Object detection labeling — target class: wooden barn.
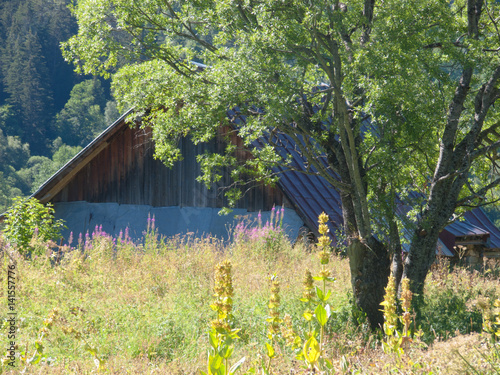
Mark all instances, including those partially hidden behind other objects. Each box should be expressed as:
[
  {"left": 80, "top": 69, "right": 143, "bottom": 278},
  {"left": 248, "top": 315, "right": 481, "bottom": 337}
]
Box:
[
  {"left": 25, "top": 109, "right": 308, "bottom": 241},
  {"left": 2, "top": 108, "right": 500, "bottom": 262}
]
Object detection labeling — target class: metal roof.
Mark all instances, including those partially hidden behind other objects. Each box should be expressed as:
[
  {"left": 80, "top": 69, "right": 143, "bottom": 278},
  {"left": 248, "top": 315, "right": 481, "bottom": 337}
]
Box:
[
  {"left": 227, "top": 108, "right": 500, "bottom": 253},
  {"left": 463, "top": 208, "right": 500, "bottom": 248},
  {"left": 444, "top": 219, "right": 489, "bottom": 238},
  {"left": 4, "top": 106, "right": 499, "bottom": 254}
]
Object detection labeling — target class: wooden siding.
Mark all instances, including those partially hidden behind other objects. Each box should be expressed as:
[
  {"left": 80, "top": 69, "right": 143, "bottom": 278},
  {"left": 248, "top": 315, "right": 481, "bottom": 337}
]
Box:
[{"left": 52, "top": 124, "right": 287, "bottom": 211}]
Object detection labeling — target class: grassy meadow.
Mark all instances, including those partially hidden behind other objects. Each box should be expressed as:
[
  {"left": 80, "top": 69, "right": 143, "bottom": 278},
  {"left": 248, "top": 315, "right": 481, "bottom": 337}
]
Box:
[{"left": 0, "top": 221, "right": 499, "bottom": 374}]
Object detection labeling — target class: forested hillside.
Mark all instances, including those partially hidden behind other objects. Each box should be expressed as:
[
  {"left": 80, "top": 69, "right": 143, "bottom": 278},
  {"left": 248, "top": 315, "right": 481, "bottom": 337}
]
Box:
[{"left": 0, "top": 0, "right": 119, "bottom": 212}]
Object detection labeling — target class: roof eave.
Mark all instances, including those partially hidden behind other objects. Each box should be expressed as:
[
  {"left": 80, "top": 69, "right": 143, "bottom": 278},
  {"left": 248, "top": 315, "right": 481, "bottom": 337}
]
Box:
[{"left": 0, "top": 108, "right": 134, "bottom": 222}]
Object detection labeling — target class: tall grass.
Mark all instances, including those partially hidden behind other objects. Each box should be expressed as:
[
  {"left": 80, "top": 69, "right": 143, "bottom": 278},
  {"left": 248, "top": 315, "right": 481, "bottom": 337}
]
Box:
[{"left": 0, "top": 222, "right": 498, "bottom": 374}]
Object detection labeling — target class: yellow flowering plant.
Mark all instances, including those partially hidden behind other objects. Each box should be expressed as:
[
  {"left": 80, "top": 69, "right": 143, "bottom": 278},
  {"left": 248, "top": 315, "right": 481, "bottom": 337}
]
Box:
[
  {"left": 203, "top": 260, "right": 245, "bottom": 375},
  {"left": 380, "top": 276, "right": 417, "bottom": 357},
  {"left": 295, "top": 212, "right": 336, "bottom": 372},
  {"left": 261, "top": 274, "right": 281, "bottom": 375}
]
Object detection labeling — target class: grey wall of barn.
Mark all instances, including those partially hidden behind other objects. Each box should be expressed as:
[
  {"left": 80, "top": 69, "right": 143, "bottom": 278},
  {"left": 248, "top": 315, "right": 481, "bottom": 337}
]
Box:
[{"left": 54, "top": 201, "right": 305, "bottom": 244}]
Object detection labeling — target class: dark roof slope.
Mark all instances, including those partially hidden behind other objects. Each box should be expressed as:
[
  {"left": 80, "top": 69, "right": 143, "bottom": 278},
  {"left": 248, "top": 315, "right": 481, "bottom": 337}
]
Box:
[
  {"left": 2, "top": 108, "right": 499, "bottom": 254},
  {"left": 463, "top": 209, "right": 500, "bottom": 249}
]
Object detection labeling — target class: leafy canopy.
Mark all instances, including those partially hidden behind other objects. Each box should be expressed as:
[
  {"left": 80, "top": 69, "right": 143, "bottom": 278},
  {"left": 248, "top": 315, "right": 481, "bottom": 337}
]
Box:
[{"left": 62, "top": 0, "right": 500, "bottom": 230}]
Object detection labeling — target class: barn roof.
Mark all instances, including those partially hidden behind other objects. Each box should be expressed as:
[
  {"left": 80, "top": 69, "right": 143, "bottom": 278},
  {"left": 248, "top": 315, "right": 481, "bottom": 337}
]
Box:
[
  {"left": 463, "top": 208, "right": 500, "bottom": 249},
  {"left": 2, "top": 108, "right": 499, "bottom": 254},
  {"left": 445, "top": 220, "right": 489, "bottom": 238}
]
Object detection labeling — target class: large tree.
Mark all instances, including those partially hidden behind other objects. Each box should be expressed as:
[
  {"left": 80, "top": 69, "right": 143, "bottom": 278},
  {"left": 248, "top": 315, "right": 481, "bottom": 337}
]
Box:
[{"left": 63, "top": 0, "right": 500, "bottom": 328}]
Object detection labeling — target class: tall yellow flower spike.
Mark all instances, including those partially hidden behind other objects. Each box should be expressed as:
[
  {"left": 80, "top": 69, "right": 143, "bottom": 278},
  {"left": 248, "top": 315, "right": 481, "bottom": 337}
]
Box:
[
  {"left": 211, "top": 260, "right": 234, "bottom": 331},
  {"left": 317, "top": 212, "right": 331, "bottom": 264}
]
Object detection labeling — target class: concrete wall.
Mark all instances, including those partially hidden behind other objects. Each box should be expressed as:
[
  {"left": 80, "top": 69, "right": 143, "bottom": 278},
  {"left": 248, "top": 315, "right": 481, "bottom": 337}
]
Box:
[{"left": 54, "top": 201, "right": 305, "bottom": 244}]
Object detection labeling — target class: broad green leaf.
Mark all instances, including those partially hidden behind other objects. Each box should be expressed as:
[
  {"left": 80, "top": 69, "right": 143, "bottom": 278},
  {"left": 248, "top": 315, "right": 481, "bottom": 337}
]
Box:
[
  {"left": 315, "top": 286, "right": 324, "bottom": 301},
  {"left": 324, "top": 290, "right": 332, "bottom": 302},
  {"left": 209, "top": 330, "right": 219, "bottom": 349},
  {"left": 220, "top": 344, "right": 234, "bottom": 359},
  {"left": 209, "top": 354, "right": 223, "bottom": 372},
  {"left": 303, "top": 336, "right": 321, "bottom": 365},
  {"left": 315, "top": 304, "right": 328, "bottom": 326},
  {"left": 265, "top": 342, "right": 275, "bottom": 358}
]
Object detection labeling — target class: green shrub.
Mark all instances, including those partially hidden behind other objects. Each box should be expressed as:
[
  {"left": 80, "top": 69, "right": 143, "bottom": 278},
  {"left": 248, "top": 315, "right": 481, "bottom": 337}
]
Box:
[{"left": 1, "top": 197, "right": 65, "bottom": 255}]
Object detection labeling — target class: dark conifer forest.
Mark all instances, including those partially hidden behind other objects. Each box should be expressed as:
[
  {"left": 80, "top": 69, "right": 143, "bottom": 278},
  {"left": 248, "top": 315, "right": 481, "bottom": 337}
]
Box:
[{"left": 0, "top": 0, "right": 118, "bottom": 212}]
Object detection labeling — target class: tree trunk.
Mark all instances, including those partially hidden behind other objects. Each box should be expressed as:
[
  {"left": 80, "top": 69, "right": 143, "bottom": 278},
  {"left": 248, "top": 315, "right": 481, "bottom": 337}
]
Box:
[
  {"left": 336, "top": 156, "right": 390, "bottom": 330},
  {"left": 391, "top": 249, "right": 403, "bottom": 292},
  {"left": 347, "top": 236, "right": 391, "bottom": 330},
  {"left": 389, "top": 211, "right": 404, "bottom": 291},
  {"left": 403, "top": 225, "right": 442, "bottom": 296}
]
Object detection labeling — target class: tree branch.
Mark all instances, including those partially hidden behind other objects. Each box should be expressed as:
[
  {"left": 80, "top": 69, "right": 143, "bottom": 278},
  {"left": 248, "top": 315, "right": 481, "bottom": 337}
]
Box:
[{"left": 456, "top": 176, "right": 500, "bottom": 206}]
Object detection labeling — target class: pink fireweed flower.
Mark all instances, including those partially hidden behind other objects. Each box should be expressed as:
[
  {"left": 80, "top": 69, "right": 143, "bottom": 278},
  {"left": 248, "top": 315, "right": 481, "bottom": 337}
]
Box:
[
  {"left": 147, "top": 214, "right": 156, "bottom": 231},
  {"left": 84, "top": 232, "right": 92, "bottom": 251},
  {"left": 234, "top": 208, "right": 285, "bottom": 246}
]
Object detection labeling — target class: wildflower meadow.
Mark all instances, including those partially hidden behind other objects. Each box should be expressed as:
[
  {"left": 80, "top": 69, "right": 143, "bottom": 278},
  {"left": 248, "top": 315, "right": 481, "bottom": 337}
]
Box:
[{"left": 0, "top": 201, "right": 499, "bottom": 374}]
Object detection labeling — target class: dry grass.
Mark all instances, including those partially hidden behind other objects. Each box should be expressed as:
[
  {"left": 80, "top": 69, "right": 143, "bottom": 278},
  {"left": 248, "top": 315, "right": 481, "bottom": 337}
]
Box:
[{"left": 0, "top": 231, "right": 498, "bottom": 374}]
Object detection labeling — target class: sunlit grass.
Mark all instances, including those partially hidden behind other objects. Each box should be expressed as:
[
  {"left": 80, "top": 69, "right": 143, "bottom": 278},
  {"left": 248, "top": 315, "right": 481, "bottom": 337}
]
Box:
[{"left": 0, "top": 225, "right": 498, "bottom": 374}]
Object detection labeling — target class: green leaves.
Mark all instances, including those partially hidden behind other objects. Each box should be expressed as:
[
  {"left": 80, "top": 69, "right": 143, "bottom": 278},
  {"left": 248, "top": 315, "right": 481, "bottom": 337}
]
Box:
[
  {"left": 314, "top": 304, "right": 328, "bottom": 327},
  {"left": 208, "top": 353, "right": 224, "bottom": 375},
  {"left": 303, "top": 311, "right": 313, "bottom": 321},
  {"left": 315, "top": 286, "right": 332, "bottom": 303},
  {"left": 302, "top": 336, "right": 320, "bottom": 366},
  {"left": 65, "top": 1, "right": 500, "bottom": 336},
  {"left": 2, "top": 197, "right": 65, "bottom": 256},
  {"left": 264, "top": 342, "right": 275, "bottom": 359}
]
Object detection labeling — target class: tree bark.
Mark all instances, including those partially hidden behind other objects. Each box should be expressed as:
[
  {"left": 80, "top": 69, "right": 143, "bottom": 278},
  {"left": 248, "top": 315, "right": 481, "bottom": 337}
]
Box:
[
  {"left": 391, "top": 243, "right": 403, "bottom": 291},
  {"left": 347, "top": 236, "right": 391, "bottom": 330},
  {"left": 403, "top": 226, "right": 442, "bottom": 297},
  {"left": 339, "top": 187, "right": 390, "bottom": 330}
]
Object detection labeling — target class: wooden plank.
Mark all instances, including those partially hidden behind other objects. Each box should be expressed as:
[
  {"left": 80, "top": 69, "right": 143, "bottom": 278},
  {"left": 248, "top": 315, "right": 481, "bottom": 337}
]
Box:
[{"left": 38, "top": 141, "right": 109, "bottom": 203}]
